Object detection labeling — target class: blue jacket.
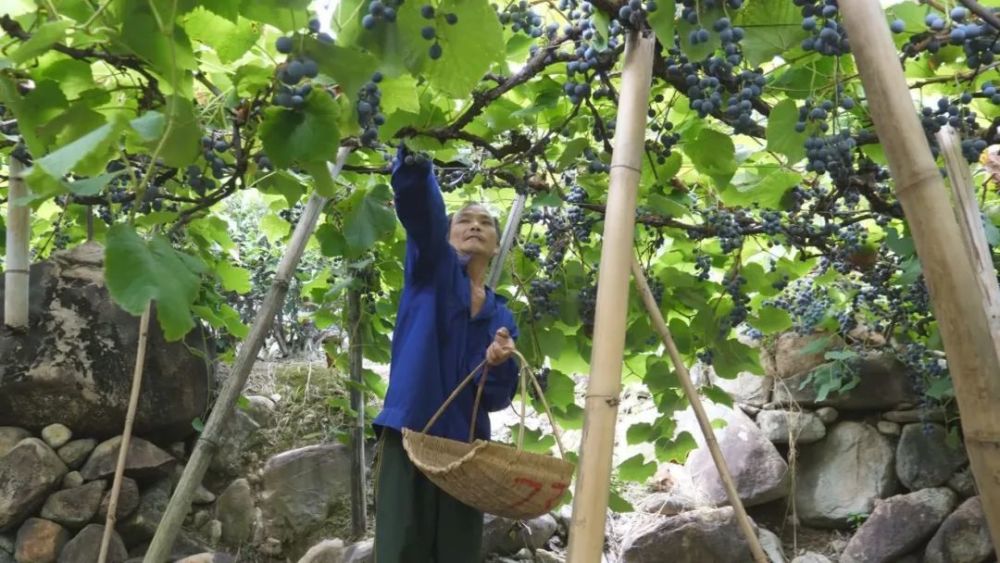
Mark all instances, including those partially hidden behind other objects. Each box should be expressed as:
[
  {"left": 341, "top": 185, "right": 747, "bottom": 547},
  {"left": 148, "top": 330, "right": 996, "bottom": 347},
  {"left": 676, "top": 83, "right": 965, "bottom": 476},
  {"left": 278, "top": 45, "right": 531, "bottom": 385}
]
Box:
[{"left": 372, "top": 148, "right": 521, "bottom": 442}]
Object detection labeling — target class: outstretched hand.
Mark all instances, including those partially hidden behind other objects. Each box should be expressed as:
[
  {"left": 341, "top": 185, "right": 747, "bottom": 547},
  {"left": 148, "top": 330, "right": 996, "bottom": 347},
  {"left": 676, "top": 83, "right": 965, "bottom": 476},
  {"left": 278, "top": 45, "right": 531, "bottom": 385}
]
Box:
[{"left": 486, "top": 327, "right": 516, "bottom": 366}]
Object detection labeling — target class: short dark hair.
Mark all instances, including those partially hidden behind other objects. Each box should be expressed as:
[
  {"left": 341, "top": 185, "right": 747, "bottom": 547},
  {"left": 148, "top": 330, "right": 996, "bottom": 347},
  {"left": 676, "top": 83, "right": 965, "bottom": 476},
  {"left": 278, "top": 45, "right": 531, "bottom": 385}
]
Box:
[{"left": 447, "top": 202, "right": 501, "bottom": 238}]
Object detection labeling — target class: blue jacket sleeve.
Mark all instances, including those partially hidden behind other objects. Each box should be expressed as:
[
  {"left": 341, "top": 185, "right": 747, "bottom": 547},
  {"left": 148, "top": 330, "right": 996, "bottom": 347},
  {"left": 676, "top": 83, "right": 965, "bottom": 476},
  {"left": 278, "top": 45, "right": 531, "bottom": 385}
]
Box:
[
  {"left": 478, "top": 311, "right": 521, "bottom": 412},
  {"left": 391, "top": 145, "right": 450, "bottom": 281}
]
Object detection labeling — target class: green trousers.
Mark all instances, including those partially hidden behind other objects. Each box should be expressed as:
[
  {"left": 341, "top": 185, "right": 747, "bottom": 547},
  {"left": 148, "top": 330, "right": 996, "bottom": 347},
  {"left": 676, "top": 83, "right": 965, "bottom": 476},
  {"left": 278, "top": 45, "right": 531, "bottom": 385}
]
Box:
[{"left": 373, "top": 429, "right": 484, "bottom": 563}]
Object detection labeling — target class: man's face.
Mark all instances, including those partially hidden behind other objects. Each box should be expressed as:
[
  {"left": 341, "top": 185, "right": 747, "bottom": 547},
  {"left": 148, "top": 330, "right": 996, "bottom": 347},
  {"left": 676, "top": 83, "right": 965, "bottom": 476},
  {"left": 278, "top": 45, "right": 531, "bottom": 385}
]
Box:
[{"left": 449, "top": 204, "right": 499, "bottom": 258}]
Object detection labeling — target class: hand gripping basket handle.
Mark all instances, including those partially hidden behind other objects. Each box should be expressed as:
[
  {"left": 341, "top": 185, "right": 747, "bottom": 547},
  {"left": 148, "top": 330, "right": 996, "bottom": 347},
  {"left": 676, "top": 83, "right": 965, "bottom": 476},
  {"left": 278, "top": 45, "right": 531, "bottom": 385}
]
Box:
[{"left": 419, "top": 352, "right": 568, "bottom": 460}]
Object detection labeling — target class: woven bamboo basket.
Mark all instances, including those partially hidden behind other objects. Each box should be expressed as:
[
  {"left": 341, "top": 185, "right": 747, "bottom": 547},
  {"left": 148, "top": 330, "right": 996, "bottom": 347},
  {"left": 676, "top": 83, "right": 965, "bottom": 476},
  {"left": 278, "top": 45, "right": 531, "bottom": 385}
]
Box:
[{"left": 402, "top": 351, "right": 575, "bottom": 520}]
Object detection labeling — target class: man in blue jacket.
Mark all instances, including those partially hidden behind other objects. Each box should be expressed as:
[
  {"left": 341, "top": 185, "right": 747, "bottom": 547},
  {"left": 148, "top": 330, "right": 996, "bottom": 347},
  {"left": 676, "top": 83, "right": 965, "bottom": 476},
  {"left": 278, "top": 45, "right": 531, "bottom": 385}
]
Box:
[{"left": 372, "top": 145, "right": 521, "bottom": 562}]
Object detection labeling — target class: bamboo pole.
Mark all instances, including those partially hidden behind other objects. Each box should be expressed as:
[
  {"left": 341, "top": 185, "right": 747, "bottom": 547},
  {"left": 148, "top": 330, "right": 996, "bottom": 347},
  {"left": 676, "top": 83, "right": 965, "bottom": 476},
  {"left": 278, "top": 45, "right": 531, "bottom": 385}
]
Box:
[
  {"left": 347, "top": 286, "right": 367, "bottom": 537},
  {"left": 4, "top": 155, "right": 29, "bottom": 329},
  {"left": 98, "top": 303, "right": 152, "bottom": 563},
  {"left": 839, "top": 0, "right": 1000, "bottom": 547},
  {"left": 630, "top": 255, "right": 767, "bottom": 563},
  {"left": 487, "top": 192, "right": 526, "bottom": 289},
  {"left": 936, "top": 126, "right": 1000, "bottom": 353},
  {"left": 566, "top": 29, "right": 655, "bottom": 563},
  {"left": 143, "top": 146, "right": 353, "bottom": 562}
]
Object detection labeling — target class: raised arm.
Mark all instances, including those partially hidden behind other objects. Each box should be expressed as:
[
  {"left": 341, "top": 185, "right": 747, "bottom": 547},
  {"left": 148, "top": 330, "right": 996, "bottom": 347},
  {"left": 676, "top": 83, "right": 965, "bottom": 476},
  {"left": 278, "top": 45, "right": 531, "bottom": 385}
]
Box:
[{"left": 391, "top": 144, "right": 451, "bottom": 278}]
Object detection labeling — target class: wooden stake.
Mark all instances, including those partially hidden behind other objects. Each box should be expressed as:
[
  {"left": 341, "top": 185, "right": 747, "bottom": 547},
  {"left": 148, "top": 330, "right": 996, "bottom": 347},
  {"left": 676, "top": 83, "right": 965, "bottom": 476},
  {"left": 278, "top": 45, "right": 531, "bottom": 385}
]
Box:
[
  {"left": 4, "top": 156, "right": 29, "bottom": 329},
  {"left": 840, "top": 0, "right": 1000, "bottom": 547},
  {"left": 143, "top": 146, "right": 353, "bottom": 562},
  {"left": 347, "top": 286, "right": 367, "bottom": 538},
  {"left": 630, "top": 255, "right": 767, "bottom": 563},
  {"left": 566, "top": 29, "right": 655, "bottom": 563},
  {"left": 936, "top": 125, "right": 1000, "bottom": 353},
  {"left": 98, "top": 302, "right": 152, "bottom": 563}
]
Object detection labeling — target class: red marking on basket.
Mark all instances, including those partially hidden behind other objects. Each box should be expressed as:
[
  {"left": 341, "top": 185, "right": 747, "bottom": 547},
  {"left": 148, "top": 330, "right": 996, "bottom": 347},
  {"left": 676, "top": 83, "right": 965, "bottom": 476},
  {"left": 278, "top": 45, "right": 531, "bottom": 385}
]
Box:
[
  {"left": 510, "top": 477, "right": 543, "bottom": 509},
  {"left": 542, "top": 482, "right": 569, "bottom": 511},
  {"left": 509, "top": 478, "right": 570, "bottom": 512}
]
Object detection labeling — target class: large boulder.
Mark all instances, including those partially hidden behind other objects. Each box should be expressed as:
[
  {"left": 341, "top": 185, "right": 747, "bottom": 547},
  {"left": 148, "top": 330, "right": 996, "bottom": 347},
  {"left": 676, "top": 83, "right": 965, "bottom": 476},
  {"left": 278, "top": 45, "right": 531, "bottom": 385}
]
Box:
[
  {"left": 795, "top": 422, "right": 897, "bottom": 528},
  {"left": 259, "top": 444, "right": 353, "bottom": 543},
  {"left": 0, "top": 439, "right": 68, "bottom": 531},
  {"left": 620, "top": 507, "right": 759, "bottom": 563},
  {"left": 840, "top": 488, "right": 957, "bottom": 563},
  {"left": 684, "top": 406, "right": 790, "bottom": 507},
  {"left": 773, "top": 352, "right": 918, "bottom": 410},
  {"left": 896, "top": 423, "right": 968, "bottom": 490},
  {"left": 0, "top": 428, "right": 32, "bottom": 458},
  {"left": 924, "top": 496, "right": 995, "bottom": 563},
  {"left": 0, "top": 243, "right": 212, "bottom": 441}
]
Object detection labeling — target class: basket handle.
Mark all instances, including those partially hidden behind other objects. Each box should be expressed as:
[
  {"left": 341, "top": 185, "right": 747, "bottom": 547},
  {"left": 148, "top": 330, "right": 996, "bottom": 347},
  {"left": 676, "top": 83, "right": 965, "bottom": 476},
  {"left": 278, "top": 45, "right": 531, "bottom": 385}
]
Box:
[
  {"left": 512, "top": 350, "right": 569, "bottom": 461},
  {"left": 421, "top": 360, "right": 489, "bottom": 436},
  {"left": 419, "top": 353, "right": 570, "bottom": 461}
]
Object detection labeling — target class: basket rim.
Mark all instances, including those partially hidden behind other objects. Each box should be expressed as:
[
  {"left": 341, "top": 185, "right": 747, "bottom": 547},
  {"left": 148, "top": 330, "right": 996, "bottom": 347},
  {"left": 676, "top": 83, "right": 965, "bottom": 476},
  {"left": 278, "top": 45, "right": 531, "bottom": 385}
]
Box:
[{"left": 401, "top": 428, "right": 491, "bottom": 475}]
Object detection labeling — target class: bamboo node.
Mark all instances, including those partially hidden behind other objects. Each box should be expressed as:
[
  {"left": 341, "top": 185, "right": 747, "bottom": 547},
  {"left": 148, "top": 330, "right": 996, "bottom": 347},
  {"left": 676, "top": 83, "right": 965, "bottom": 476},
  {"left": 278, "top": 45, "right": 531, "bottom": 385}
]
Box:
[{"left": 608, "top": 164, "right": 642, "bottom": 174}]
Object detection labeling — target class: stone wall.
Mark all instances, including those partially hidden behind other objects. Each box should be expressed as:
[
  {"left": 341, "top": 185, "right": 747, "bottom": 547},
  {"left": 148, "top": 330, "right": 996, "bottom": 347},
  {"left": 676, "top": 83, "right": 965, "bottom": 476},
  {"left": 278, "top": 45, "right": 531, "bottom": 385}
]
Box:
[{"left": 614, "top": 331, "right": 996, "bottom": 563}]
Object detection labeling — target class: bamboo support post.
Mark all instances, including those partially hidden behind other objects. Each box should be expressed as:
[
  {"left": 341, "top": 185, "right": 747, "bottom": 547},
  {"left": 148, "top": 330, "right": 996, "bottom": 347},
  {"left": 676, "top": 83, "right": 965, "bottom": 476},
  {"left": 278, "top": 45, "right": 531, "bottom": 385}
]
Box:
[
  {"left": 348, "top": 287, "right": 367, "bottom": 537},
  {"left": 144, "top": 146, "right": 353, "bottom": 562},
  {"left": 840, "top": 0, "right": 1000, "bottom": 547},
  {"left": 936, "top": 126, "right": 1000, "bottom": 353},
  {"left": 566, "top": 29, "right": 655, "bottom": 563},
  {"left": 630, "top": 255, "right": 767, "bottom": 563},
  {"left": 5, "top": 156, "right": 29, "bottom": 329},
  {"left": 99, "top": 303, "right": 152, "bottom": 563}
]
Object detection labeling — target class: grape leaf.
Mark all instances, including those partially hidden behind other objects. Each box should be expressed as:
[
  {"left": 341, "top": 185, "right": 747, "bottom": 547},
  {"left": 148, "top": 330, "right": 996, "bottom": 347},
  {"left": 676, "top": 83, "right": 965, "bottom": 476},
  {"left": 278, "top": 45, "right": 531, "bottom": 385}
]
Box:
[
  {"left": 646, "top": 0, "right": 676, "bottom": 47},
  {"left": 260, "top": 91, "right": 341, "bottom": 168},
  {"left": 426, "top": 0, "right": 505, "bottom": 99},
  {"left": 315, "top": 223, "right": 348, "bottom": 257},
  {"left": 655, "top": 431, "right": 697, "bottom": 463},
  {"left": 712, "top": 337, "right": 761, "bottom": 379},
  {"left": 25, "top": 114, "right": 127, "bottom": 197},
  {"left": 183, "top": 8, "right": 260, "bottom": 64},
  {"left": 766, "top": 99, "right": 807, "bottom": 163},
  {"left": 736, "top": 0, "right": 809, "bottom": 66},
  {"left": 150, "top": 96, "right": 201, "bottom": 168},
  {"left": 10, "top": 20, "right": 72, "bottom": 64},
  {"left": 216, "top": 262, "right": 252, "bottom": 294},
  {"left": 119, "top": 5, "right": 198, "bottom": 83},
  {"left": 302, "top": 37, "right": 378, "bottom": 107},
  {"left": 239, "top": 0, "right": 310, "bottom": 31},
  {"left": 105, "top": 225, "right": 202, "bottom": 340},
  {"left": 35, "top": 59, "right": 94, "bottom": 100},
  {"left": 686, "top": 128, "right": 737, "bottom": 188},
  {"left": 608, "top": 488, "right": 634, "bottom": 512},
  {"left": 618, "top": 454, "right": 657, "bottom": 483},
  {"left": 199, "top": 0, "right": 241, "bottom": 22},
  {"left": 0, "top": 77, "right": 68, "bottom": 155},
  {"left": 343, "top": 184, "right": 397, "bottom": 253},
  {"left": 334, "top": 0, "right": 425, "bottom": 76}
]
